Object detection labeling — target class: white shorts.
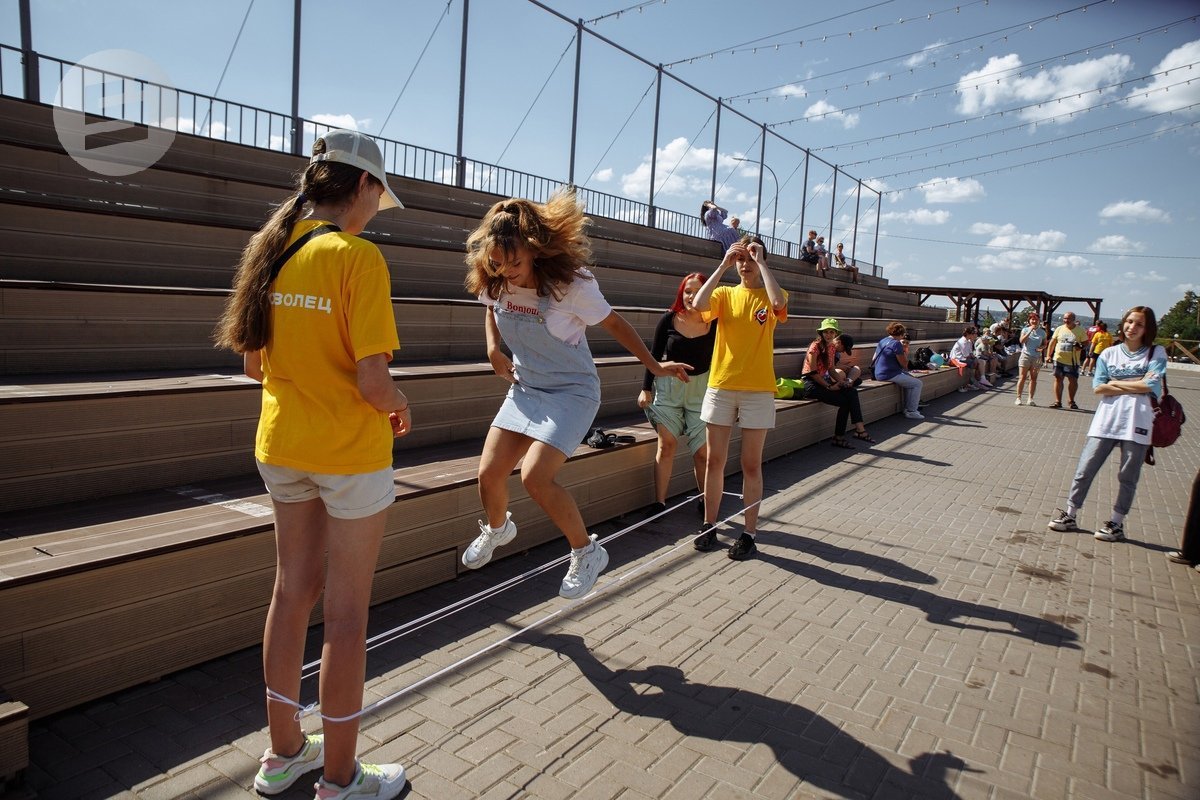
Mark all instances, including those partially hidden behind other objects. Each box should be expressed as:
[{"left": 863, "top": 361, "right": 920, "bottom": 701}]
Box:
[
  {"left": 256, "top": 461, "right": 395, "bottom": 520},
  {"left": 700, "top": 387, "right": 776, "bottom": 430}
]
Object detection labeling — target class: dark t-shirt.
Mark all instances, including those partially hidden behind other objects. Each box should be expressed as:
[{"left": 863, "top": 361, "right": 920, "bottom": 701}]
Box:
[{"left": 642, "top": 311, "right": 717, "bottom": 390}]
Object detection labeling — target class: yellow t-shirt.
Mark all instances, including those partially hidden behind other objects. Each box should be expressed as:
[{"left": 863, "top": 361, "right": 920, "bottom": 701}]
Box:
[
  {"left": 702, "top": 285, "right": 788, "bottom": 392},
  {"left": 1091, "top": 331, "right": 1113, "bottom": 353},
  {"left": 1051, "top": 324, "right": 1086, "bottom": 365},
  {"left": 255, "top": 220, "right": 401, "bottom": 473}
]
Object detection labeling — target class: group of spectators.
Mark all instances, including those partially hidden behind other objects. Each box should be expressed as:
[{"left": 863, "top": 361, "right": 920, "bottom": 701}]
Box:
[{"left": 700, "top": 201, "right": 859, "bottom": 283}]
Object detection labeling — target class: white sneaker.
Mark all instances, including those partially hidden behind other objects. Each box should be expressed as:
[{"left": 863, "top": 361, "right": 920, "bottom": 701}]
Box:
[
  {"left": 559, "top": 535, "right": 610, "bottom": 599},
  {"left": 903, "top": 411, "right": 925, "bottom": 420},
  {"left": 1014, "top": 397, "right": 1023, "bottom": 406},
  {"left": 1027, "top": 399, "right": 1037, "bottom": 406},
  {"left": 958, "top": 386, "right": 970, "bottom": 393},
  {"left": 979, "top": 378, "right": 993, "bottom": 388},
  {"left": 462, "top": 512, "right": 517, "bottom": 569},
  {"left": 315, "top": 762, "right": 406, "bottom": 800}
]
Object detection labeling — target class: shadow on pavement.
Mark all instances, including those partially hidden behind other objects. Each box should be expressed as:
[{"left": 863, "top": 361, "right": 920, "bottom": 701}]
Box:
[{"left": 519, "top": 632, "right": 977, "bottom": 800}]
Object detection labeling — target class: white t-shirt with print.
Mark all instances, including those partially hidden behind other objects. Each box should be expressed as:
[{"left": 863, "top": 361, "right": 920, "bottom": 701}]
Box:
[
  {"left": 1087, "top": 343, "right": 1167, "bottom": 445},
  {"left": 480, "top": 269, "right": 612, "bottom": 346}
]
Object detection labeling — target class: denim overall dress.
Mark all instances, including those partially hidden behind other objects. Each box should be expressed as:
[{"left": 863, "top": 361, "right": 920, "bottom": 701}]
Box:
[{"left": 491, "top": 291, "right": 602, "bottom": 456}]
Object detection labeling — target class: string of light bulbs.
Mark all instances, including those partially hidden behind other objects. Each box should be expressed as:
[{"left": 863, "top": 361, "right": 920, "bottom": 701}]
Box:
[{"left": 586, "top": 0, "right": 667, "bottom": 26}]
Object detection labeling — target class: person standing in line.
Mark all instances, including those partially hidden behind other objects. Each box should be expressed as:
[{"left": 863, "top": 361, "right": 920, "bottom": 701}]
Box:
[
  {"left": 1048, "top": 307, "right": 1166, "bottom": 542},
  {"left": 1014, "top": 310, "right": 1047, "bottom": 405},
  {"left": 215, "top": 130, "right": 410, "bottom": 799},
  {"left": 803, "top": 318, "right": 875, "bottom": 449},
  {"left": 637, "top": 272, "right": 716, "bottom": 517},
  {"left": 871, "top": 322, "right": 925, "bottom": 420},
  {"left": 462, "top": 193, "right": 691, "bottom": 599},
  {"left": 692, "top": 236, "right": 788, "bottom": 561},
  {"left": 1045, "top": 310, "right": 1087, "bottom": 409},
  {"left": 700, "top": 200, "right": 740, "bottom": 253}
]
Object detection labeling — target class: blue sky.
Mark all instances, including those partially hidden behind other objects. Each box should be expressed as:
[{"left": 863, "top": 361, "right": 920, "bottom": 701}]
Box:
[{"left": 4, "top": 0, "right": 1198, "bottom": 319}]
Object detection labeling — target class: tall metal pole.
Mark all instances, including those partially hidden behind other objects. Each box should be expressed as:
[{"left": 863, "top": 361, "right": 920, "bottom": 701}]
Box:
[
  {"left": 647, "top": 64, "right": 662, "bottom": 228},
  {"left": 828, "top": 167, "right": 838, "bottom": 244},
  {"left": 851, "top": 178, "right": 862, "bottom": 259},
  {"left": 755, "top": 128, "right": 767, "bottom": 238},
  {"left": 567, "top": 19, "right": 583, "bottom": 186},
  {"left": 710, "top": 98, "right": 721, "bottom": 202},
  {"left": 872, "top": 190, "right": 881, "bottom": 276},
  {"left": 289, "top": 0, "right": 302, "bottom": 155},
  {"left": 798, "top": 149, "right": 810, "bottom": 246},
  {"left": 455, "top": 0, "right": 470, "bottom": 188},
  {"left": 18, "top": 0, "right": 38, "bottom": 103}
]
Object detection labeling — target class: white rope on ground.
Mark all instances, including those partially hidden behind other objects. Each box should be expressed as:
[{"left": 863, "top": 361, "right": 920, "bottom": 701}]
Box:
[{"left": 269, "top": 491, "right": 762, "bottom": 723}]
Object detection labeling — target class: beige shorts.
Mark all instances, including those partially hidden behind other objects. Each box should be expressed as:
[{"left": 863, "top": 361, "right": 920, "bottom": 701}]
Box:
[
  {"left": 256, "top": 461, "right": 395, "bottom": 520},
  {"left": 700, "top": 387, "right": 776, "bottom": 430}
]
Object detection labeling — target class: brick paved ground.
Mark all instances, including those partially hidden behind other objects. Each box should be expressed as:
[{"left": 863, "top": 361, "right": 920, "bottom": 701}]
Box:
[{"left": 19, "top": 370, "right": 1200, "bottom": 800}]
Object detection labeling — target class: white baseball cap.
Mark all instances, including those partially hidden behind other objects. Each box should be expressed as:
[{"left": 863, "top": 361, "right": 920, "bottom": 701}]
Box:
[{"left": 311, "top": 129, "right": 404, "bottom": 210}]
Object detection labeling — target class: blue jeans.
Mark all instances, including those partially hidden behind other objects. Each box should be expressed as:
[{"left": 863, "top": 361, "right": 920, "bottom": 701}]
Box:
[
  {"left": 889, "top": 372, "right": 923, "bottom": 413},
  {"left": 1067, "top": 436, "right": 1149, "bottom": 517}
]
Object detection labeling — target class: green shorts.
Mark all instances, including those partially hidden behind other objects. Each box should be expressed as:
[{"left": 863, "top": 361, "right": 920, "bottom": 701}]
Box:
[{"left": 644, "top": 374, "right": 709, "bottom": 455}]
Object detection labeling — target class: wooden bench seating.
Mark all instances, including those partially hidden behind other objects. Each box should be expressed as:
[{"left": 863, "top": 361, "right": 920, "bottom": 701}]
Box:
[
  {"left": 0, "top": 279, "right": 961, "bottom": 376},
  {"left": 0, "top": 365, "right": 969, "bottom": 720}
]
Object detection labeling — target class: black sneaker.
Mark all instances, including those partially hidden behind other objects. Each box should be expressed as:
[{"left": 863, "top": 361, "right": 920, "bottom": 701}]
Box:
[
  {"left": 1094, "top": 520, "right": 1125, "bottom": 542},
  {"left": 727, "top": 533, "right": 757, "bottom": 561},
  {"left": 693, "top": 527, "right": 717, "bottom": 552}
]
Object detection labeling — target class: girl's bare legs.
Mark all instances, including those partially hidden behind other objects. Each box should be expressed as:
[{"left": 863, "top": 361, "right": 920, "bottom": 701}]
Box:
[
  {"left": 702, "top": 424, "right": 733, "bottom": 526},
  {"left": 520, "top": 442, "right": 589, "bottom": 549},
  {"left": 478, "top": 426, "right": 533, "bottom": 530},
  {"left": 652, "top": 425, "right": 678, "bottom": 504},
  {"left": 737, "top": 428, "right": 768, "bottom": 534},
  {"left": 262, "top": 499, "right": 389, "bottom": 786}
]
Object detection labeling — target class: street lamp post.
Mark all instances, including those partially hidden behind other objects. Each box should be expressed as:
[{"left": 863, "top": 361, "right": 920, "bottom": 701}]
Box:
[{"left": 732, "top": 157, "right": 779, "bottom": 242}]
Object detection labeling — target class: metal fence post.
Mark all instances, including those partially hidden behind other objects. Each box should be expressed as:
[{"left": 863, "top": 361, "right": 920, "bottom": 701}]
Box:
[
  {"left": 455, "top": 0, "right": 470, "bottom": 188},
  {"left": 755, "top": 125, "right": 766, "bottom": 238},
  {"left": 799, "top": 149, "right": 809, "bottom": 246},
  {"left": 710, "top": 97, "right": 721, "bottom": 202},
  {"left": 289, "top": 0, "right": 302, "bottom": 155},
  {"left": 568, "top": 18, "right": 582, "bottom": 186},
  {"left": 18, "top": 0, "right": 39, "bottom": 102},
  {"left": 852, "top": 178, "right": 862, "bottom": 259},
  {"left": 872, "top": 191, "right": 881, "bottom": 277},
  {"left": 828, "top": 166, "right": 838, "bottom": 244},
  {"left": 647, "top": 64, "right": 662, "bottom": 228}
]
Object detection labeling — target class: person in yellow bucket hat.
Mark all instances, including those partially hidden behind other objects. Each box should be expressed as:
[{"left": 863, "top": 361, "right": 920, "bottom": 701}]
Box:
[{"left": 803, "top": 318, "right": 876, "bottom": 448}]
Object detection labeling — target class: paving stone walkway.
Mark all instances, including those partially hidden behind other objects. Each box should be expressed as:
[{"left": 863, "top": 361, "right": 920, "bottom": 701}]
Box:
[{"left": 21, "top": 370, "right": 1200, "bottom": 800}]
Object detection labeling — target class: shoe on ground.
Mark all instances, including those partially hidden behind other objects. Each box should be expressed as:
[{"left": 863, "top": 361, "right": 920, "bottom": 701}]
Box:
[
  {"left": 559, "top": 535, "right": 609, "bottom": 599},
  {"left": 1094, "top": 520, "right": 1125, "bottom": 542},
  {"left": 1014, "top": 397, "right": 1023, "bottom": 406},
  {"left": 1069, "top": 401, "right": 1080, "bottom": 410},
  {"left": 1166, "top": 550, "right": 1192, "bottom": 565},
  {"left": 1049, "top": 401, "right": 1062, "bottom": 409},
  {"left": 727, "top": 533, "right": 757, "bottom": 561},
  {"left": 462, "top": 512, "right": 517, "bottom": 569},
  {"left": 694, "top": 527, "right": 717, "bottom": 551},
  {"left": 1048, "top": 509, "right": 1078, "bottom": 532},
  {"left": 1027, "top": 399, "right": 1037, "bottom": 406},
  {"left": 255, "top": 734, "right": 324, "bottom": 795},
  {"left": 903, "top": 411, "right": 925, "bottom": 420},
  {"left": 645, "top": 501, "right": 667, "bottom": 517},
  {"left": 315, "top": 762, "right": 407, "bottom": 800},
  {"left": 979, "top": 378, "right": 993, "bottom": 388}
]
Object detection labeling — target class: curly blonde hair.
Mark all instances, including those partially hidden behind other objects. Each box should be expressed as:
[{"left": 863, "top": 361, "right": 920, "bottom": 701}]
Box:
[{"left": 464, "top": 190, "right": 593, "bottom": 301}]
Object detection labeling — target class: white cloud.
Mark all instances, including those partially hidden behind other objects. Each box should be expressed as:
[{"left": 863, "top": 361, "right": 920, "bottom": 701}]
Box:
[
  {"left": 803, "top": 100, "right": 860, "bottom": 129},
  {"left": 956, "top": 53, "right": 1132, "bottom": 123},
  {"left": 592, "top": 168, "right": 613, "bottom": 183},
  {"left": 1099, "top": 200, "right": 1171, "bottom": 224},
  {"left": 895, "top": 271, "right": 924, "bottom": 282},
  {"left": 777, "top": 83, "right": 807, "bottom": 99},
  {"left": 947, "top": 265, "right": 964, "bottom": 273},
  {"left": 904, "top": 41, "right": 947, "bottom": 69},
  {"left": 1125, "top": 40, "right": 1200, "bottom": 115},
  {"left": 966, "top": 223, "right": 1070, "bottom": 272},
  {"left": 920, "top": 176, "right": 985, "bottom": 203},
  {"left": 311, "top": 113, "right": 368, "bottom": 131},
  {"left": 1045, "top": 255, "right": 1091, "bottom": 270},
  {"left": 1088, "top": 234, "right": 1145, "bottom": 254},
  {"left": 879, "top": 208, "right": 950, "bottom": 225},
  {"left": 1122, "top": 270, "right": 1167, "bottom": 282},
  {"left": 619, "top": 136, "right": 741, "bottom": 199},
  {"left": 1175, "top": 283, "right": 1199, "bottom": 294}
]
